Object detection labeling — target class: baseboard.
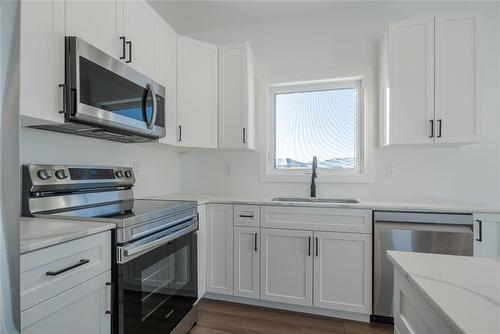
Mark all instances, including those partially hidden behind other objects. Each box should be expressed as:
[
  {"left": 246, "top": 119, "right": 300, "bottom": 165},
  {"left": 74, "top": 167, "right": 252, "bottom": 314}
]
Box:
[{"left": 203, "top": 292, "right": 370, "bottom": 323}]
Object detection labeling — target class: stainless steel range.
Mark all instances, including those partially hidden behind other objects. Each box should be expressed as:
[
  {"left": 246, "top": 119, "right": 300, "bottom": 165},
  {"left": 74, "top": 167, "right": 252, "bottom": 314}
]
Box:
[{"left": 22, "top": 164, "right": 199, "bottom": 334}]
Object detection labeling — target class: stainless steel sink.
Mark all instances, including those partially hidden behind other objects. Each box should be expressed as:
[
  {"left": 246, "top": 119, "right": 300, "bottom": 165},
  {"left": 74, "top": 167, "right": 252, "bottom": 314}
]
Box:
[{"left": 272, "top": 197, "right": 359, "bottom": 204}]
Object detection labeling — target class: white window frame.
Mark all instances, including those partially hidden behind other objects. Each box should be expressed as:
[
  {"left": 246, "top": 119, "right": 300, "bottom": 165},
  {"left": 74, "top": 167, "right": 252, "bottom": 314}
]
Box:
[{"left": 259, "top": 68, "right": 374, "bottom": 183}]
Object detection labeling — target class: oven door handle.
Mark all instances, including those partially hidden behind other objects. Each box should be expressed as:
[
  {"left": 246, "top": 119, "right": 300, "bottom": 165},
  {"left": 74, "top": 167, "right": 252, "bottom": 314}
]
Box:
[{"left": 119, "top": 221, "right": 198, "bottom": 263}]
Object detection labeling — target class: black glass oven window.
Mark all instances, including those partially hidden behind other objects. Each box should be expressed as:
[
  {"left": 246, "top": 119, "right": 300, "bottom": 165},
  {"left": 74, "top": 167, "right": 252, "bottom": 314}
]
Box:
[
  {"left": 117, "top": 231, "right": 197, "bottom": 334},
  {"left": 79, "top": 57, "right": 160, "bottom": 125},
  {"left": 68, "top": 168, "right": 115, "bottom": 180}
]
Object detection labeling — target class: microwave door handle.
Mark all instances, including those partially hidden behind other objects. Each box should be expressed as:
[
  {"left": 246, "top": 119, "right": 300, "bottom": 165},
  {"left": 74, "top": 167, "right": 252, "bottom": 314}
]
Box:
[{"left": 149, "top": 84, "right": 157, "bottom": 130}]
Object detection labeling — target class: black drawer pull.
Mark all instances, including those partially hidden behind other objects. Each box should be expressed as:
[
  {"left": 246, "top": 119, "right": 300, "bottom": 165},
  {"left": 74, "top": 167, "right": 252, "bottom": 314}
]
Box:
[
  {"left": 239, "top": 214, "right": 254, "bottom": 218},
  {"left": 46, "top": 259, "right": 89, "bottom": 276}
]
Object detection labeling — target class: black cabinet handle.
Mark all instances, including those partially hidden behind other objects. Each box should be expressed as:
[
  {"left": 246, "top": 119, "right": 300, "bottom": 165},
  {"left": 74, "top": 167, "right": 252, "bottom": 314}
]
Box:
[
  {"left": 243, "top": 128, "right": 246, "bottom": 143},
  {"left": 119, "top": 36, "right": 126, "bottom": 60},
  {"left": 315, "top": 237, "right": 319, "bottom": 257},
  {"left": 476, "top": 220, "right": 482, "bottom": 242},
  {"left": 126, "top": 40, "right": 132, "bottom": 63},
  {"left": 308, "top": 237, "right": 311, "bottom": 256},
  {"left": 46, "top": 259, "right": 89, "bottom": 276},
  {"left": 254, "top": 233, "right": 258, "bottom": 252},
  {"left": 429, "top": 120, "right": 434, "bottom": 138},
  {"left": 177, "top": 125, "right": 182, "bottom": 142},
  {"left": 239, "top": 214, "right": 254, "bottom": 218},
  {"left": 437, "top": 119, "right": 442, "bottom": 138}
]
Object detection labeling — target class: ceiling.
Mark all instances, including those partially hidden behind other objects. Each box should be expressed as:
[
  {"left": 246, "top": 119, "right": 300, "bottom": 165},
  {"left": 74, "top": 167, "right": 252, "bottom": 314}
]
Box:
[{"left": 147, "top": 1, "right": 380, "bottom": 34}]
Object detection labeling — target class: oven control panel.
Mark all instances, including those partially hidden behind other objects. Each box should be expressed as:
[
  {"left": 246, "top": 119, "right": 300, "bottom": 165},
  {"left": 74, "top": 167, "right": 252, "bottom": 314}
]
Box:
[{"left": 24, "top": 164, "right": 135, "bottom": 189}]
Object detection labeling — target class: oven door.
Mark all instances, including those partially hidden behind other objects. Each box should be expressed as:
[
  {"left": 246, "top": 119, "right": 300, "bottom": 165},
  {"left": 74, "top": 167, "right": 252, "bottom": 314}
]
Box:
[
  {"left": 116, "top": 220, "right": 198, "bottom": 334},
  {"left": 65, "top": 36, "right": 166, "bottom": 139}
]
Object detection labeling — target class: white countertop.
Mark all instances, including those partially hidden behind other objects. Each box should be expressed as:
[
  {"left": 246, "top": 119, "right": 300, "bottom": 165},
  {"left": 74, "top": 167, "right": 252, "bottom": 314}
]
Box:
[
  {"left": 146, "top": 193, "right": 500, "bottom": 214},
  {"left": 388, "top": 251, "right": 500, "bottom": 334},
  {"left": 20, "top": 218, "right": 115, "bottom": 254}
]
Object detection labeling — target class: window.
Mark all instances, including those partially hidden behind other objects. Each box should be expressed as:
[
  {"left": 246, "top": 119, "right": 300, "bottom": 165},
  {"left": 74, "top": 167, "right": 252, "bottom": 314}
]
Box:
[
  {"left": 274, "top": 82, "right": 360, "bottom": 172},
  {"left": 270, "top": 79, "right": 362, "bottom": 175}
]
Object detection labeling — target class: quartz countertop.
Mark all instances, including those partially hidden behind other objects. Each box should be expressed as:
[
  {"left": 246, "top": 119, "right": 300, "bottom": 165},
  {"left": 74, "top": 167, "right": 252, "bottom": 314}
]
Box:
[
  {"left": 387, "top": 251, "right": 500, "bottom": 334},
  {"left": 20, "top": 218, "right": 115, "bottom": 254},
  {"left": 145, "top": 193, "right": 500, "bottom": 214}
]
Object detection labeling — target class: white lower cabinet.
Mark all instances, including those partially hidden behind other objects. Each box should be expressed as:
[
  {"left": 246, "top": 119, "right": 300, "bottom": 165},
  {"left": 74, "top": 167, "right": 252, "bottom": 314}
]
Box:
[
  {"left": 313, "top": 232, "right": 372, "bottom": 313},
  {"left": 206, "top": 204, "right": 234, "bottom": 295},
  {"left": 473, "top": 213, "right": 500, "bottom": 259},
  {"left": 21, "top": 271, "right": 111, "bottom": 334},
  {"left": 260, "top": 228, "right": 313, "bottom": 306},
  {"left": 234, "top": 226, "right": 260, "bottom": 299}
]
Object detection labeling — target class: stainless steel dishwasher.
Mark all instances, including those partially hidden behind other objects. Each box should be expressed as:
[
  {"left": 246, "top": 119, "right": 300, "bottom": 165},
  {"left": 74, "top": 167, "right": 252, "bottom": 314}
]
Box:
[{"left": 372, "top": 211, "right": 473, "bottom": 323}]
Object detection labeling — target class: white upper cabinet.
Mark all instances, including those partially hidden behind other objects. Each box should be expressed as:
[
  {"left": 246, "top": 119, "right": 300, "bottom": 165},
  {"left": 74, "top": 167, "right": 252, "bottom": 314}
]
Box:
[
  {"left": 435, "top": 15, "right": 479, "bottom": 144},
  {"left": 156, "top": 16, "right": 178, "bottom": 145},
  {"left": 381, "top": 17, "right": 435, "bottom": 145},
  {"left": 120, "top": 0, "right": 156, "bottom": 79},
  {"left": 65, "top": 0, "right": 121, "bottom": 59},
  {"left": 380, "top": 15, "right": 479, "bottom": 146},
  {"left": 177, "top": 36, "right": 219, "bottom": 148},
  {"left": 20, "top": 0, "right": 65, "bottom": 126},
  {"left": 218, "top": 43, "right": 255, "bottom": 150}
]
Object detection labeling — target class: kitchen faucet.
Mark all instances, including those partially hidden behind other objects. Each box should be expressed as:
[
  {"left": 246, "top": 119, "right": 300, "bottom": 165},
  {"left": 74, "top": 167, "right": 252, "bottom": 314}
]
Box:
[{"left": 310, "top": 156, "right": 318, "bottom": 197}]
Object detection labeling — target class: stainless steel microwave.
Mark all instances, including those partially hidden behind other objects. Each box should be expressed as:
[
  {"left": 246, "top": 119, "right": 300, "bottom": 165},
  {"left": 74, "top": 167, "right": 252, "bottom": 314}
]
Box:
[{"left": 33, "top": 37, "right": 166, "bottom": 143}]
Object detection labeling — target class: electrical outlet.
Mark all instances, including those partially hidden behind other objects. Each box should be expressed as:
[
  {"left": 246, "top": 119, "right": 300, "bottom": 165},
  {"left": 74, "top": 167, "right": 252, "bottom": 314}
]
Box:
[
  {"left": 224, "top": 163, "right": 233, "bottom": 176},
  {"left": 386, "top": 163, "right": 395, "bottom": 176}
]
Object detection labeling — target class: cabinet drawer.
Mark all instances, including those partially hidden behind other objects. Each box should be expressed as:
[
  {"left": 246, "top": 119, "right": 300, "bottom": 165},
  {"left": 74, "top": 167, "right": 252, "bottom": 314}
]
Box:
[
  {"left": 234, "top": 205, "right": 260, "bottom": 227},
  {"left": 21, "top": 231, "right": 111, "bottom": 311},
  {"left": 261, "top": 206, "right": 372, "bottom": 233}
]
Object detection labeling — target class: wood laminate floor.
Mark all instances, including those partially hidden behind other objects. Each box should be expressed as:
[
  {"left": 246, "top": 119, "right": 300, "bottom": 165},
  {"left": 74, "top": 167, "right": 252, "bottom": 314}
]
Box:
[{"left": 190, "top": 299, "right": 394, "bottom": 334}]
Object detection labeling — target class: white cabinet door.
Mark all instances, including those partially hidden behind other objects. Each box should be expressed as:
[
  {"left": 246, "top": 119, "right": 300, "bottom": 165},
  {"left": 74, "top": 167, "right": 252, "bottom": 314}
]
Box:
[
  {"left": 197, "top": 204, "right": 207, "bottom": 298},
  {"left": 177, "top": 36, "right": 218, "bottom": 148},
  {"left": 386, "top": 17, "right": 435, "bottom": 145},
  {"left": 121, "top": 0, "right": 156, "bottom": 78},
  {"left": 234, "top": 226, "right": 259, "bottom": 299},
  {"left": 65, "top": 0, "right": 121, "bottom": 59},
  {"left": 20, "top": 0, "right": 65, "bottom": 126},
  {"left": 260, "top": 228, "right": 313, "bottom": 306},
  {"left": 435, "top": 15, "right": 479, "bottom": 144},
  {"left": 206, "top": 204, "right": 234, "bottom": 295},
  {"left": 218, "top": 43, "right": 255, "bottom": 149},
  {"left": 156, "top": 17, "right": 178, "bottom": 145},
  {"left": 21, "top": 271, "right": 111, "bottom": 334},
  {"left": 474, "top": 214, "right": 500, "bottom": 259},
  {"left": 313, "top": 232, "right": 372, "bottom": 314}
]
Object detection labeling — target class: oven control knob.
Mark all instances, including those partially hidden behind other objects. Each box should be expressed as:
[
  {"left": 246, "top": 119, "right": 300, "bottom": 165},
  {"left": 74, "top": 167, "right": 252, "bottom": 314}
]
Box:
[
  {"left": 37, "top": 169, "right": 52, "bottom": 180},
  {"left": 124, "top": 170, "right": 133, "bottom": 178},
  {"left": 55, "top": 169, "right": 68, "bottom": 179},
  {"left": 115, "top": 170, "right": 124, "bottom": 178}
]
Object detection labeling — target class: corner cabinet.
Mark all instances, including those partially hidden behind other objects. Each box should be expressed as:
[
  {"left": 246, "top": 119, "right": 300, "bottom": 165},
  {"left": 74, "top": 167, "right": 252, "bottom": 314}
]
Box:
[
  {"left": 380, "top": 15, "right": 479, "bottom": 146},
  {"left": 206, "top": 204, "right": 234, "bottom": 295},
  {"left": 218, "top": 43, "right": 256, "bottom": 150},
  {"left": 176, "top": 36, "right": 218, "bottom": 148}
]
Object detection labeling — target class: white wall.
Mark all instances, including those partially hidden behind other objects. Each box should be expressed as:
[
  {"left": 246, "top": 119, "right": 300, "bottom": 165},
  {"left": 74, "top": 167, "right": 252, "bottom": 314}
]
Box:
[
  {"left": 180, "top": 2, "right": 500, "bottom": 206},
  {"left": 20, "top": 128, "right": 181, "bottom": 198}
]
